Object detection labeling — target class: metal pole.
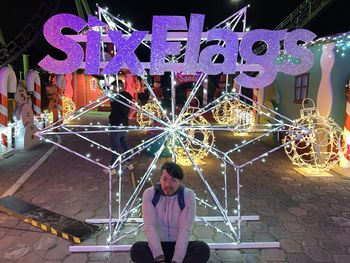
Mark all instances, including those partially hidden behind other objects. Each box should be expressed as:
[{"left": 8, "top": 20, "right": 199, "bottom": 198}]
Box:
[
  {"left": 224, "top": 156, "right": 228, "bottom": 210},
  {"left": 108, "top": 169, "right": 113, "bottom": 243},
  {"left": 170, "top": 60, "right": 176, "bottom": 161},
  {"left": 236, "top": 168, "right": 241, "bottom": 241}
]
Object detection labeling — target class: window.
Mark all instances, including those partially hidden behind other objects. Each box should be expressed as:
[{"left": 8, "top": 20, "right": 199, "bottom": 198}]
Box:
[{"left": 294, "top": 73, "right": 309, "bottom": 103}]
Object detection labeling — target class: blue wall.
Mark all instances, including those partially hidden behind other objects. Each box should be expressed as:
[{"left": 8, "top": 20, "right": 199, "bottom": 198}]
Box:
[{"left": 274, "top": 39, "right": 350, "bottom": 127}]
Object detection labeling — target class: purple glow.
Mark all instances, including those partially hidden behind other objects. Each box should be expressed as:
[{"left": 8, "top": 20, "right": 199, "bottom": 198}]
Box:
[
  {"left": 184, "top": 14, "right": 205, "bottom": 74},
  {"left": 85, "top": 31, "right": 101, "bottom": 74},
  {"left": 278, "top": 29, "right": 316, "bottom": 75},
  {"left": 102, "top": 30, "right": 148, "bottom": 75},
  {"left": 38, "top": 14, "right": 86, "bottom": 74},
  {"left": 235, "top": 29, "right": 286, "bottom": 89},
  {"left": 199, "top": 28, "right": 238, "bottom": 75},
  {"left": 87, "top": 15, "right": 107, "bottom": 27},
  {"left": 150, "top": 16, "right": 187, "bottom": 75},
  {"left": 86, "top": 14, "right": 108, "bottom": 74},
  {"left": 39, "top": 13, "right": 316, "bottom": 89}
]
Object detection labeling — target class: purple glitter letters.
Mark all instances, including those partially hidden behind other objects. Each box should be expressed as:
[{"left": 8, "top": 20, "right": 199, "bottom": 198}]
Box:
[
  {"left": 38, "top": 14, "right": 86, "bottom": 74},
  {"left": 39, "top": 13, "right": 316, "bottom": 89}
]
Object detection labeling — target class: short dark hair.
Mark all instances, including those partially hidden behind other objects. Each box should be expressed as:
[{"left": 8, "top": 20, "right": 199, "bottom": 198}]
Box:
[
  {"left": 110, "top": 80, "right": 124, "bottom": 89},
  {"left": 160, "top": 162, "right": 184, "bottom": 180}
]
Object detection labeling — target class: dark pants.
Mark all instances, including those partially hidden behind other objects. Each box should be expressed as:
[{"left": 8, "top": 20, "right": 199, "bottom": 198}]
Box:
[
  {"left": 110, "top": 131, "right": 129, "bottom": 166},
  {"left": 130, "top": 241, "right": 210, "bottom": 263}
]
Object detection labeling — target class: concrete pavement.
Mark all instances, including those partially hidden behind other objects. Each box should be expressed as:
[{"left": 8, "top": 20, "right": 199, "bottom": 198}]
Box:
[{"left": 1, "top": 113, "right": 350, "bottom": 262}]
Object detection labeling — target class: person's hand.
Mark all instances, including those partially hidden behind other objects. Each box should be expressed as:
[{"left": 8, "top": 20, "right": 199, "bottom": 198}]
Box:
[{"left": 154, "top": 254, "right": 165, "bottom": 262}]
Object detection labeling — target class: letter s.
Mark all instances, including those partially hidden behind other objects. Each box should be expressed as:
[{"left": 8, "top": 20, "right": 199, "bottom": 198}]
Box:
[
  {"left": 39, "top": 14, "right": 86, "bottom": 74},
  {"left": 235, "top": 29, "right": 286, "bottom": 89},
  {"left": 278, "top": 29, "right": 316, "bottom": 75}
]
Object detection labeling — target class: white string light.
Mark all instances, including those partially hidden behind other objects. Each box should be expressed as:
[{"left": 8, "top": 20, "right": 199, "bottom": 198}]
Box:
[
  {"left": 38, "top": 5, "right": 311, "bottom": 248},
  {"left": 283, "top": 98, "right": 344, "bottom": 171}
]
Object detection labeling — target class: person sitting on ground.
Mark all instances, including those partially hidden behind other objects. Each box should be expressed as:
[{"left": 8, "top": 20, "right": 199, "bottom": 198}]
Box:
[{"left": 130, "top": 161, "right": 210, "bottom": 263}]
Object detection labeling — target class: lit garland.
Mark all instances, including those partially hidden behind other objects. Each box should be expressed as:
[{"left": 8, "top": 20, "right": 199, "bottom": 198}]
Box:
[
  {"left": 277, "top": 32, "right": 350, "bottom": 64},
  {"left": 307, "top": 32, "right": 350, "bottom": 57},
  {"left": 283, "top": 99, "right": 344, "bottom": 171}
]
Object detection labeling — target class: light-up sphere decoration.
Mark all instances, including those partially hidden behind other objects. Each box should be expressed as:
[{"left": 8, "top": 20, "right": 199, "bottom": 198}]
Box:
[
  {"left": 283, "top": 99, "right": 344, "bottom": 171},
  {"left": 212, "top": 99, "right": 237, "bottom": 125},
  {"left": 232, "top": 106, "right": 255, "bottom": 135},
  {"left": 173, "top": 111, "right": 215, "bottom": 166},
  {"left": 136, "top": 101, "right": 162, "bottom": 127},
  {"left": 62, "top": 96, "right": 76, "bottom": 123},
  {"left": 212, "top": 98, "right": 254, "bottom": 134}
]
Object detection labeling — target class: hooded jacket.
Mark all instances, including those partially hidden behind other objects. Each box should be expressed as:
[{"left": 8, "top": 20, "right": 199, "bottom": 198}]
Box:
[{"left": 142, "top": 185, "right": 196, "bottom": 263}]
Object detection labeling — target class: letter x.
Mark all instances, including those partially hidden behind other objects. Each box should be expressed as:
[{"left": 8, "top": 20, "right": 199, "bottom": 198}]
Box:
[{"left": 102, "top": 30, "right": 148, "bottom": 75}]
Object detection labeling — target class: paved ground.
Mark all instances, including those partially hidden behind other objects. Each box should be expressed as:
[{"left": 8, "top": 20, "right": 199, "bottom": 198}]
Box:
[{"left": 1, "top": 113, "right": 350, "bottom": 263}]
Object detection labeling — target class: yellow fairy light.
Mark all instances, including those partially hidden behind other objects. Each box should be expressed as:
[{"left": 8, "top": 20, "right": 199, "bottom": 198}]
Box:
[
  {"left": 212, "top": 98, "right": 254, "bottom": 134},
  {"left": 42, "top": 110, "right": 53, "bottom": 125},
  {"left": 173, "top": 109, "right": 215, "bottom": 166},
  {"left": 62, "top": 96, "right": 76, "bottom": 123},
  {"left": 212, "top": 99, "right": 237, "bottom": 125},
  {"left": 232, "top": 104, "right": 255, "bottom": 136},
  {"left": 283, "top": 98, "right": 344, "bottom": 171},
  {"left": 136, "top": 101, "right": 162, "bottom": 127}
]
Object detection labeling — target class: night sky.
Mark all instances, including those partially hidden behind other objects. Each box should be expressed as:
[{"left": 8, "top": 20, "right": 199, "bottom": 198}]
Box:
[{"left": 1, "top": 0, "right": 349, "bottom": 69}]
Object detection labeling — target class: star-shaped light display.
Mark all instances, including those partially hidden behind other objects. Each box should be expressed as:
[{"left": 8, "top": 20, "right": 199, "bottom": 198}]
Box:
[{"left": 38, "top": 5, "right": 309, "bottom": 250}]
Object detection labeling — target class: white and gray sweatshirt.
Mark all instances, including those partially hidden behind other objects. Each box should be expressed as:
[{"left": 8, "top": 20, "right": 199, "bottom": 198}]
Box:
[{"left": 142, "top": 186, "right": 196, "bottom": 263}]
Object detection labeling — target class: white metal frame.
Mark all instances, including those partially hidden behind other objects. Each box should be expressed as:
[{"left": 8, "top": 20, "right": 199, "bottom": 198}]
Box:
[{"left": 37, "top": 5, "right": 311, "bottom": 253}]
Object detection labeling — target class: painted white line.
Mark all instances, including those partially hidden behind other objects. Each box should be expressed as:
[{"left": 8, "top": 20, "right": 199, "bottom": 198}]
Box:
[
  {"left": 85, "top": 215, "right": 260, "bottom": 224},
  {"left": 69, "top": 242, "right": 280, "bottom": 252},
  {"left": 1, "top": 137, "right": 60, "bottom": 197}
]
